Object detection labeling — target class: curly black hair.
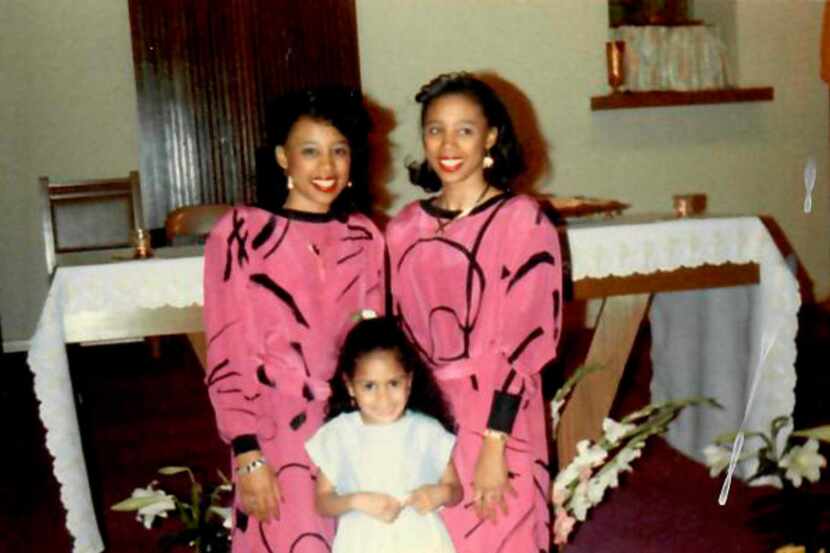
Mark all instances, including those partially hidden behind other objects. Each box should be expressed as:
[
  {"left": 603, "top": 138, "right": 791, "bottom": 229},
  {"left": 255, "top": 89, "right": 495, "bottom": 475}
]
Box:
[
  {"left": 258, "top": 86, "right": 374, "bottom": 218},
  {"left": 326, "top": 316, "right": 456, "bottom": 434},
  {"left": 407, "top": 72, "right": 525, "bottom": 193}
]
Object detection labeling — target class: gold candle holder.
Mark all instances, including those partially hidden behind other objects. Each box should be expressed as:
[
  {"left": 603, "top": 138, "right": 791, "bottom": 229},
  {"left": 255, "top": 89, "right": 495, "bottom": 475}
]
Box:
[
  {"left": 606, "top": 41, "right": 626, "bottom": 94},
  {"left": 131, "top": 228, "right": 154, "bottom": 259}
]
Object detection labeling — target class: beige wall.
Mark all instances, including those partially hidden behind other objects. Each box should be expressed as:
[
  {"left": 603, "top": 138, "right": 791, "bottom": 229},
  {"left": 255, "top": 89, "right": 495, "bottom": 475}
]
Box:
[
  {"left": 1, "top": 0, "right": 828, "bottom": 346},
  {"left": 1, "top": 1, "right": 139, "bottom": 347},
  {"left": 357, "top": 0, "right": 829, "bottom": 299}
]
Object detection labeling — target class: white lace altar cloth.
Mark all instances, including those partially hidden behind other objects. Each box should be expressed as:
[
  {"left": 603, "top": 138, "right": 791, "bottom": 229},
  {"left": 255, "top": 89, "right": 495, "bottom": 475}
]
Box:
[
  {"left": 27, "top": 216, "right": 799, "bottom": 551},
  {"left": 567, "top": 214, "right": 799, "bottom": 479},
  {"left": 27, "top": 253, "right": 204, "bottom": 553}
]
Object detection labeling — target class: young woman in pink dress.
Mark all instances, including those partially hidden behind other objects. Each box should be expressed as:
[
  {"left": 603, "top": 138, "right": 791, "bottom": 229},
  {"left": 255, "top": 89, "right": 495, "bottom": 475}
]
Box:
[
  {"left": 386, "top": 73, "right": 564, "bottom": 553},
  {"left": 203, "top": 88, "right": 385, "bottom": 553}
]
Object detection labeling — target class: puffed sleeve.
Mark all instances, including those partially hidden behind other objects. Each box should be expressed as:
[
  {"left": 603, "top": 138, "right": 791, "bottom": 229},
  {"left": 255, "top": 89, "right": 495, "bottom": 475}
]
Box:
[
  {"left": 203, "top": 208, "right": 262, "bottom": 454},
  {"left": 361, "top": 215, "right": 387, "bottom": 316},
  {"left": 487, "top": 198, "right": 563, "bottom": 434},
  {"left": 305, "top": 418, "right": 341, "bottom": 485},
  {"left": 423, "top": 417, "right": 456, "bottom": 480}
]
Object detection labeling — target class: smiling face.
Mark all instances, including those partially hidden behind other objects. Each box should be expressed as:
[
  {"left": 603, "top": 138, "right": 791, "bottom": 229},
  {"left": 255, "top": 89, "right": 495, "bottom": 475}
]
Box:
[
  {"left": 276, "top": 116, "right": 351, "bottom": 213},
  {"left": 422, "top": 93, "right": 497, "bottom": 191},
  {"left": 345, "top": 349, "right": 412, "bottom": 425}
]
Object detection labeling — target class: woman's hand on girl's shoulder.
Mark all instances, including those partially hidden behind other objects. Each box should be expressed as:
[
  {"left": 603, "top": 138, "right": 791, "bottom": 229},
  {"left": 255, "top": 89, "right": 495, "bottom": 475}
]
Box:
[{"left": 352, "top": 492, "right": 404, "bottom": 523}]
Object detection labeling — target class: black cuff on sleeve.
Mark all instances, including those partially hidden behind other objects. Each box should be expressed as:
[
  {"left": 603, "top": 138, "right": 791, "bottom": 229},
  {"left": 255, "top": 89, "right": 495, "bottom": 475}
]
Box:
[
  {"left": 231, "top": 434, "right": 260, "bottom": 456},
  {"left": 486, "top": 390, "right": 521, "bottom": 434}
]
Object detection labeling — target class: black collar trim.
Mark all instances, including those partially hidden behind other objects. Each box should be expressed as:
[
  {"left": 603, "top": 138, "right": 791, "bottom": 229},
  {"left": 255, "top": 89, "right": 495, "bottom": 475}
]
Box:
[
  {"left": 419, "top": 192, "right": 513, "bottom": 220},
  {"left": 274, "top": 207, "right": 335, "bottom": 223}
]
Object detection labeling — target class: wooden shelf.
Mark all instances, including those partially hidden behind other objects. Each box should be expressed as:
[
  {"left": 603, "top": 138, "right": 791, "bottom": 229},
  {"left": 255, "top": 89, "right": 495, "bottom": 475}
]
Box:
[{"left": 591, "top": 87, "right": 774, "bottom": 111}]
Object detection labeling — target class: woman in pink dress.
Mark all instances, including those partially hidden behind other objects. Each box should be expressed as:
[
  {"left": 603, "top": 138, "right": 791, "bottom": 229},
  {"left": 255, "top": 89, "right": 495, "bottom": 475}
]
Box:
[
  {"left": 386, "top": 73, "right": 563, "bottom": 553},
  {"left": 203, "top": 87, "right": 385, "bottom": 553}
]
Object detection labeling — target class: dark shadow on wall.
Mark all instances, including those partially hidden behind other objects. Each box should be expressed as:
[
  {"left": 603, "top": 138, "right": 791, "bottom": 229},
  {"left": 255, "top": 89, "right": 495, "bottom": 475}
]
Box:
[
  {"left": 478, "top": 72, "right": 554, "bottom": 195},
  {"left": 365, "top": 95, "right": 397, "bottom": 229}
]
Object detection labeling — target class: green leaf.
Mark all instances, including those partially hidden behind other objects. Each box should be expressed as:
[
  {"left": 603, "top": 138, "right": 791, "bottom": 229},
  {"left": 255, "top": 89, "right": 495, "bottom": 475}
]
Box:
[
  {"left": 552, "top": 363, "right": 604, "bottom": 405},
  {"left": 792, "top": 424, "right": 830, "bottom": 443},
  {"left": 770, "top": 415, "right": 792, "bottom": 441},
  {"left": 158, "top": 466, "right": 191, "bottom": 476},
  {"left": 111, "top": 495, "right": 170, "bottom": 511},
  {"left": 712, "top": 430, "right": 770, "bottom": 448},
  {"left": 217, "top": 468, "right": 230, "bottom": 486}
]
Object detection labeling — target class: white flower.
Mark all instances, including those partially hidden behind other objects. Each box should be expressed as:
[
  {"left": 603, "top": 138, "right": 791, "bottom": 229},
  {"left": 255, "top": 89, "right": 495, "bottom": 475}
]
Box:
[
  {"left": 129, "top": 484, "right": 176, "bottom": 529},
  {"left": 614, "top": 445, "right": 643, "bottom": 474},
  {"left": 584, "top": 449, "right": 637, "bottom": 506},
  {"left": 209, "top": 506, "right": 233, "bottom": 529},
  {"left": 573, "top": 440, "right": 608, "bottom": 469},
  {"left": 778, "top": 439, "right": 827, "bottom": 488},
  {"left": 702, "top": 444, "right": 732, "bottom": 477},
  {"left": 585, "top": 472, "right": 612, "bottom": 504},
  {"left": 553, "top": 462, "right": 582, "bottom": 492},
  {"left": 551, "top": 483, "right": 571, "bottom": 506},
  {"left": 550, "top": 398, "right": 565, "bottom": 432},
  {"left": 570, "top": 481, "right": 592, "bottom": 521},
  {"left": 601, "top": 418, "right": 635, "bottom": 446}
]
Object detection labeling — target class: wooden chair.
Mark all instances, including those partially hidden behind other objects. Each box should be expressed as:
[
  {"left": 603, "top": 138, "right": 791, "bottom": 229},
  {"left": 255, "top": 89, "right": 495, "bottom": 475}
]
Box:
[
  {"left": 164, "top": 203, "right": 232, "bottom": 369},
  {"left": 39, "top": 171, "right": 143, "bottom": 275},
  {"left": 164, "top": 203, "right": 232, "bottom": 246}
]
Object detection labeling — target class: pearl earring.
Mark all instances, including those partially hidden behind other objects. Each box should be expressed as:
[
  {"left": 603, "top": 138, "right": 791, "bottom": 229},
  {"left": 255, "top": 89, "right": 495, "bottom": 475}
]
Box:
[
  {"left": 347, "top": 181, "right": 352, "bottom": 188},
  {"left": 483, "top": 155, "right": 494, "bottom": 169},
  {"left": 287, "top": 175, "right": 294, "bottom": 190}
]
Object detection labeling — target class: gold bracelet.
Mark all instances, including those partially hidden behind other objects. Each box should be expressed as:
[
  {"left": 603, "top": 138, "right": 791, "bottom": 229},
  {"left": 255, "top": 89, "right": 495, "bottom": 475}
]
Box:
[{"left": 483, "top": 428, "right": 508, "bottom": 442}]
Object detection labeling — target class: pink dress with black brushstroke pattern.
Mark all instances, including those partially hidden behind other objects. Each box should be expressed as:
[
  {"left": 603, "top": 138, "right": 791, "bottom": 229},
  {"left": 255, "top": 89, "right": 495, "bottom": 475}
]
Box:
[
  {"left": 386, "top": 193, "right": 563, "bottom": 553},
  {"left": 203, "top": 206, "right": 385, "bottom": 553}
]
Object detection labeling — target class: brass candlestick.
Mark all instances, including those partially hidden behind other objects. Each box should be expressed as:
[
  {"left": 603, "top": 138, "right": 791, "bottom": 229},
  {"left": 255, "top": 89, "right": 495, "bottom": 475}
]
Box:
[
  {"left": 131, "top": 228, "right": 154, "bottom": 259},
  {"left": 606, "top": 41, "right": 626, "bottom": 94}
]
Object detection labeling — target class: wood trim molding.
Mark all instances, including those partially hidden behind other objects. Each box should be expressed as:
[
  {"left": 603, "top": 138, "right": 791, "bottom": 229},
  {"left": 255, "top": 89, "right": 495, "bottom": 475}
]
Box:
[{"left": 572, "top": 262, "right": 760, "bottom": 300}]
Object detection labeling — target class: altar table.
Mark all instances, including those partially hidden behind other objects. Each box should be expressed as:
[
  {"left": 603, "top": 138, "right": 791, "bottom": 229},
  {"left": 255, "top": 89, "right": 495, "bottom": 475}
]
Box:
[{"left": 27, "top": 215, "right": 799, "bottom": 553}]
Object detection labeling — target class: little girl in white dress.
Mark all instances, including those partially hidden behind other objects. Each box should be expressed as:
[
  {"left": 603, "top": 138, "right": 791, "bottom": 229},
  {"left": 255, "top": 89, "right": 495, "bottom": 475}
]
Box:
[{"left": 305, "top": 316, "right": 461, "bottom": 553}]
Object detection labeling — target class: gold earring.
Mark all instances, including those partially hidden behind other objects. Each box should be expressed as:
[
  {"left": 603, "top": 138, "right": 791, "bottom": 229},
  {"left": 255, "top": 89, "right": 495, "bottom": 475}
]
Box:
[
  {"left": 287, "top": 175, "right": 294, "bottom": 190},
  {"left": 483, "top": 155, "right": 494, "bottom": 169}
]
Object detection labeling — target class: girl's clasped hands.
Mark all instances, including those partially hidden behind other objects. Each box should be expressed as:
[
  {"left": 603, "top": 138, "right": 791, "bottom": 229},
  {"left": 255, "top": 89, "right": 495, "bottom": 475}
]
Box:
[{"left": 352, "top": 481, "right": 451, "bottom": 524}]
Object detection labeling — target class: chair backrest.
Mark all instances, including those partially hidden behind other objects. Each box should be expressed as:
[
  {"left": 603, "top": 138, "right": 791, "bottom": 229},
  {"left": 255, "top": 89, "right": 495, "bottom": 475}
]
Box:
[
  {"left": 40, "top": 171, "right": 143, "bottom": 274},
  {"left": 165, "top": 203, "right": 232, "bottom": 245}
]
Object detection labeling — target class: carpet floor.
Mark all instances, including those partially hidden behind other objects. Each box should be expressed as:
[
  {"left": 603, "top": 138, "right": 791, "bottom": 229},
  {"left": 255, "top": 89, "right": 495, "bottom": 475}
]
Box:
[{"left": 5, "top": 302, "right": 829, "bottom": 552}]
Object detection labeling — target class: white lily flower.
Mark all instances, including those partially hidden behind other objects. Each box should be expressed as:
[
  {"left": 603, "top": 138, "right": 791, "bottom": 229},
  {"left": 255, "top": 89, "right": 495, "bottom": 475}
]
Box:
[
  {"left": 778, "top": 439, "right": 827, "bottom": 488},
  {"left": 209, "top": 506, "right": 233, "bottom": 529},
  {"left": 702, "top": 444, "right": 731, "bottom": 477},
  {"left": 129, "top": 484, "right": 176, "bottom": 529},
  {"left": 601, "top": 418, "right": 634, "bottom": 446}
]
